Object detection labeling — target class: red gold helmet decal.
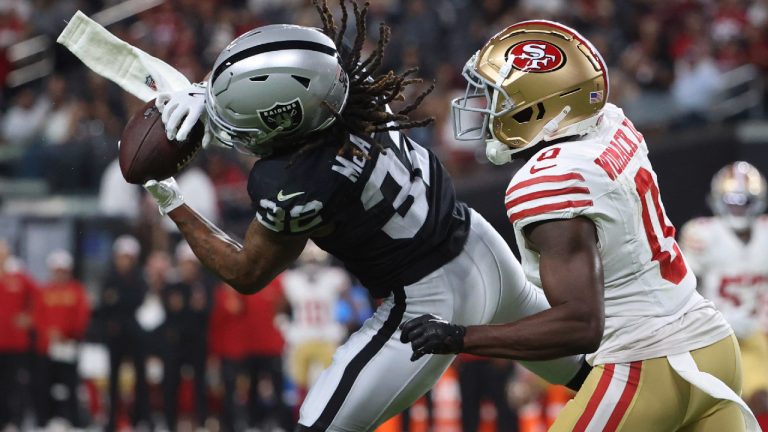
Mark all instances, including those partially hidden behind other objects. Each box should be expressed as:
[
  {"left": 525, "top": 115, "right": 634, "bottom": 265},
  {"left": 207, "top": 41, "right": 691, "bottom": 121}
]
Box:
[{"left": 505, "top": 40, "right": 566, "bottom": 73}]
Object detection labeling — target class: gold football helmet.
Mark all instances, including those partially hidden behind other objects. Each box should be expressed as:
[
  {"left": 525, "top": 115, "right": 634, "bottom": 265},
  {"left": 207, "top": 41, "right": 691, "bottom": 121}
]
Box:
[
  {"left": 452, "top": 20, "right": 608, "bottom": 164},
  {"left": 708, "top": 161, "right": 767, "bottom": 231}
]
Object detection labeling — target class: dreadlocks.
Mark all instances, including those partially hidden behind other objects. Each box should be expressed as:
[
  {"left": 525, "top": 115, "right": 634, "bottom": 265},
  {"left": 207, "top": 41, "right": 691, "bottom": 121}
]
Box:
[{"left": 294, "top": 0, "right": 435, "bottom": 159}]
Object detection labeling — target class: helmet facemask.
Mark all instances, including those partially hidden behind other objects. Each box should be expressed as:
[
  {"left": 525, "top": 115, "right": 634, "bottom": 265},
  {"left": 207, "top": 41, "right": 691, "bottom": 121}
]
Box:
[
  {"left": 451, "top": 53, "right": 518, "bottom": 143},
  {"left": 205, "top": 100, "right": 287, "bottom": 156}
]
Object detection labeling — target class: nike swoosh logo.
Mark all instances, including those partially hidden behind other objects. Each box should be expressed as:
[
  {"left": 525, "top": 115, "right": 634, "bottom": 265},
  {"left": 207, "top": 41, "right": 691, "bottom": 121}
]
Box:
[
  {"left": 530, "top": 164, "right": 556, "bottom": 174},
  {"left": 277, "top": 190, "right": 305, "bottom": 201}
]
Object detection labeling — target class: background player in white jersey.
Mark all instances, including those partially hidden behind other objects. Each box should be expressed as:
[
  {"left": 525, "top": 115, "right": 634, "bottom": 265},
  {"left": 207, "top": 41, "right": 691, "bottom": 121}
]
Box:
[
  {"left": 401, "top": 20, "right": 757, "bottom": 431},
  {"left": 680, "top": 161, "right": 768, "bottom": 430},
  {"left": 277, "top": 241, "right": 350, "bottom": 405},
  {"left": 141, "top": 3, "right": 589, "bottom": 431}
]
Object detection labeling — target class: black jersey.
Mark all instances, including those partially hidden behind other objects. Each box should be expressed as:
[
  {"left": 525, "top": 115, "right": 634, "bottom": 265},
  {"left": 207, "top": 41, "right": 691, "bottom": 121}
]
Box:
[{"left": 247, "top": 130, "right": 470, "bottom": 298}]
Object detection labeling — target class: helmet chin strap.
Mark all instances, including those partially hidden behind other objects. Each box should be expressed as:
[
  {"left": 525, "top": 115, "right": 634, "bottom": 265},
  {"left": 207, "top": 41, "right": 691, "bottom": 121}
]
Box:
[
  {"left": 485, "top": 105, "right": 571, "bottom": 165},
  {"left": 531, "top": 105, "right": 571, "bottom": 145}
]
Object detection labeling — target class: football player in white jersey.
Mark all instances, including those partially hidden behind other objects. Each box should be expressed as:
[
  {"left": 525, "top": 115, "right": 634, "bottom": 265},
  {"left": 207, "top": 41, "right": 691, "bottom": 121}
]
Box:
[
  {"left": 277, "top": 241, "right": 350, "bottom": 404},
  {"left": 680, "top": 162, "right": 768, "bottom": 430},
  {"left": 141, "top": 3, "right": 589, "bottom": 431},
  {"left": 400, "top": 20, "right": 758, "bottom": 431}
]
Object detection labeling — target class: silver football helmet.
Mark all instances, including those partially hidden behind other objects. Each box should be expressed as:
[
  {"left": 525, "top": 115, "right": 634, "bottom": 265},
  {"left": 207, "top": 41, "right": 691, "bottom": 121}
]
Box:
[
  {"left": 708, "top": 161, "right": 767, "bottom": 231},
  {"left": 205, "top": 24, "right": 349, "bottom": 156}
]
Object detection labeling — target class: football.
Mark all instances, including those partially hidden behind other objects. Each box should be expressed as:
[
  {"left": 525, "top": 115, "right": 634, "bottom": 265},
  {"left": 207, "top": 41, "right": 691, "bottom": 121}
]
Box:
[{"left": 118, "top": 99, "right": 204, "bottom": 184}]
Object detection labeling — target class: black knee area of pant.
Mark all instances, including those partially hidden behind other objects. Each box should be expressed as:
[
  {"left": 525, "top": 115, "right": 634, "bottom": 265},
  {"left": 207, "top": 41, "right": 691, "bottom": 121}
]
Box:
[
  {"left": 295, "top": 425, "right": 319, "bottom": 432},
  {"left": 565, "top": 358, "right": 593, "bottom": 392}
]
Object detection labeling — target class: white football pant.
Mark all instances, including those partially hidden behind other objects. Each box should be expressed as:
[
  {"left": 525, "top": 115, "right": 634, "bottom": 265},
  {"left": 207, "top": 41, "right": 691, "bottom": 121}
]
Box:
[{"left": 299, "top": 209, "right": 585, "bottom": 431}]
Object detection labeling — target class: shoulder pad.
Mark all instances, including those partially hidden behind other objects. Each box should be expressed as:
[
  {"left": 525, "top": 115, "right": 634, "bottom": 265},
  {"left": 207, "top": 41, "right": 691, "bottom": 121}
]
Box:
[{"left": 506, "top": 144, "right": 603, "bottom": 228}]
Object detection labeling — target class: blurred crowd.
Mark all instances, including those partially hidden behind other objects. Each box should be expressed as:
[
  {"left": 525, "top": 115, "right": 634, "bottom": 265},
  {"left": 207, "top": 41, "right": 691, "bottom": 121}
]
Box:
[
  {"left": 0, "top": 234, "right": 382, "bottom": 431},
  {"left": 1, "top": 0, "right": 768, "bottom": 194},
  {"left": 0, "top": 233, "right": 543, "bottom": 432}
]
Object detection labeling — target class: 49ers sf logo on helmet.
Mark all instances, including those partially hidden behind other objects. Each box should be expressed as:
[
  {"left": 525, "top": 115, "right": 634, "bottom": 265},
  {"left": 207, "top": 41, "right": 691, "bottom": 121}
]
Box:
[{"left": 505, "top": 40, "right": 566, "bottom": 73}]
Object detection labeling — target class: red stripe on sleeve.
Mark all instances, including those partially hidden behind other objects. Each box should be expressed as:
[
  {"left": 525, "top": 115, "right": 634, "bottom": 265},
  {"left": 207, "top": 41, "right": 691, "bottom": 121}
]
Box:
[
  {"left": 573, "top": 364, "right": 616, "bottom": 432},
  {"left": 604, "top": 361, "right": 643, "bottom": 432},
  {"left": 505, "top": 186, "right": 591, "bottom": 210},
  {"left": 508, "top": 200, "right": 593, "bottom": 224},
  {"left": 506, "top": 173, "right": 586, "bottom": 195}
]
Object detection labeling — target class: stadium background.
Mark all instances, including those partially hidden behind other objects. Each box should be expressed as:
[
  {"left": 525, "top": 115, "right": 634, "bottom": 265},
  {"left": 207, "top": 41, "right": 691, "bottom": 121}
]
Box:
[{"left": 0, "top": 0, "right": 766, "bottom": 430}]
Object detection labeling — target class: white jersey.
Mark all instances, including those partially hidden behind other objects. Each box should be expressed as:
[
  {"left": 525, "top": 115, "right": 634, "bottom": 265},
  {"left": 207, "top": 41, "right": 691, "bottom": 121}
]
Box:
[
  {"left": 504, "top": 103, "right": 732, "bottom": 365},
  {"left": 282, "top": 265, "right": 349, "bottom": 344},
  {"left": 680, "top": 216, "right": 768, "bottom": 338}
]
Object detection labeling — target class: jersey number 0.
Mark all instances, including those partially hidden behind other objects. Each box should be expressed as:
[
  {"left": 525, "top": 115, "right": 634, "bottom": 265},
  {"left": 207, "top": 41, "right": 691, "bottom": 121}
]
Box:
[{"left": 635, "top": 167, "right": 688, "bottom": 284}]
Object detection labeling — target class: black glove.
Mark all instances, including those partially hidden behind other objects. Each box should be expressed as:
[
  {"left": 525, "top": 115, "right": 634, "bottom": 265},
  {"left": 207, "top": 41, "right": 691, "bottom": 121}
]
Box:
[{"left": 399, "top": 314, "right": 466, "bottom": 361}]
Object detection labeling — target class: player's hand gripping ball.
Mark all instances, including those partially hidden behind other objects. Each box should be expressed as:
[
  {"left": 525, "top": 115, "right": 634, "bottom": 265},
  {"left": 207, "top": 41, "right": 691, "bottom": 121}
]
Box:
[
  {"left": 155, "top": 83, "right": 208, "bottom": 144},
  {"left": 118, "top": 99, "right": 203, "bottom": 184}
]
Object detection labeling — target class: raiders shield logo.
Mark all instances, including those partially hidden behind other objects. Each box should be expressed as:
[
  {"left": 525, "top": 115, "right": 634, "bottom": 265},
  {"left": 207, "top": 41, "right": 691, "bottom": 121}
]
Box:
[{"left": 258, "top": 99, "right": 304, "bottom": 132}]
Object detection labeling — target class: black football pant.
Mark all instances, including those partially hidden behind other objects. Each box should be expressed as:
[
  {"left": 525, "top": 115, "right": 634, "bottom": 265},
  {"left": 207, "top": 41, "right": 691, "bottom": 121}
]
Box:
[
  {"left": 458, "top": 360, "right": 518, "bottom": 432},
  {"left": 34, "top": 357, "right": 83, "bottom": 427},
  {"left": 106, "top": 336, "right": 151, "bottom": 431},
  {"left": 0, "top": 352, "right": 27, "bottom": 428},
  {"left": 162, "top": 343, "right": 207, "bottom": 430},
  {"left": 219, "top": 358, "right": 243, "bottom": 432},
  {"left": 246, "top": 355, "right": 289, "bottom": 429}
]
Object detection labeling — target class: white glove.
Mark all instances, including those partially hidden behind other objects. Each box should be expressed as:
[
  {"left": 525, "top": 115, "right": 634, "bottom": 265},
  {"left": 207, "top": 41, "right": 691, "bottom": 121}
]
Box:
[
  {"left": 155, "top": 82, "right": 208, "bottom": 143},
  {"left": 144, "top": 178, "right": 184, "bottom": 215}
]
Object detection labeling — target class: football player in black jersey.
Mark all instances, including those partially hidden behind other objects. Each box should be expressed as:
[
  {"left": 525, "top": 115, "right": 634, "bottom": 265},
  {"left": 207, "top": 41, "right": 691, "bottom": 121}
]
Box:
[{"left": 144, "top": 1, "right": 588, "bottom": 430}]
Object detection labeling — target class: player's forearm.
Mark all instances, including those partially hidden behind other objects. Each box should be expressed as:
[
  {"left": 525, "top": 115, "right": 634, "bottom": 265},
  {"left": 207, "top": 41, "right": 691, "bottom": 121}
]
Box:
[
  {"left": 473, "top": 217, "right": 605, "bottom": 360},
  {"left": 168, "top": 205, "right": 262, "bottom": 293},
  {"left": 462, "top": 303, "right": 603, "bottom": 360}
]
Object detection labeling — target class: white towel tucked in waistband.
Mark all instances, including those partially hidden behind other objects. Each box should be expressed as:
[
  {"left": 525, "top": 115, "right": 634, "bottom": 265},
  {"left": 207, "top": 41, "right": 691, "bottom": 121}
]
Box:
[{"left": 667, "top": 352, "right": 759, "bottom": 431}]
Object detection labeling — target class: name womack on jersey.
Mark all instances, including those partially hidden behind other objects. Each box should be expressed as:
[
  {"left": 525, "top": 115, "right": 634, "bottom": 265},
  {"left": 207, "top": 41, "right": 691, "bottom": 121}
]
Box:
[{"left": 594, "top": 119, "right": 645, "bottom": 181}]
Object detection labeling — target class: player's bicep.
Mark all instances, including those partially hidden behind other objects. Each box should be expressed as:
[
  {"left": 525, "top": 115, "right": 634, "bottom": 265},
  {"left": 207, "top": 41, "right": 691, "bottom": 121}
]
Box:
[
  {"left": 239, "top": 218, "right": 308, "bottom": 294},
  {"left": 524, "top": 217, "right": 604, "bottom": 315}
]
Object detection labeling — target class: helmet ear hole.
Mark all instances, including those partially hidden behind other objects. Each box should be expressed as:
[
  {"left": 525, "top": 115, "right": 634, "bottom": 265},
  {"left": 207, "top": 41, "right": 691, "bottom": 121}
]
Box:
[
  {"left": 292, "top": 75, "right": 311, "bottom": 89},
  {"left": 512, "top": 107, "right": 533, "bottom": 123}
]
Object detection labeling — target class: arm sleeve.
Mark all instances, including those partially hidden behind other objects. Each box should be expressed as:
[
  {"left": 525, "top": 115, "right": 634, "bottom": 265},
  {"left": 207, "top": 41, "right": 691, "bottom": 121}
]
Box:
[
  {"left": 71, "top": 284, "right": 91, "bottom": 339},
  {"left": 127, "top": 277, "right": 148, "bottom": 312},
  {"left": 31, "top": 284, "right": 46, "bottom": 339},
  {"left": 23, "top": 273, "right": 39, "bottom": 307}
]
